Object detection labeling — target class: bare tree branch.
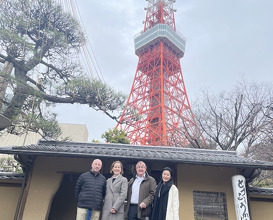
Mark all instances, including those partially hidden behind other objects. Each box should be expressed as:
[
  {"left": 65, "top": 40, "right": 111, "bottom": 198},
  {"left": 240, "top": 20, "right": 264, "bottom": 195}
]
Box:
[{"left": 193, "top": 78, "right": 273, "bottom": 151}]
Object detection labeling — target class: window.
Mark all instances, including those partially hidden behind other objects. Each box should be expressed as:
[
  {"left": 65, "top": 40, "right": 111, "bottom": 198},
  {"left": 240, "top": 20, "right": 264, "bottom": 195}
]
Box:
[{"left": 193, "top": 191, "right": 228, "bottom": 220}]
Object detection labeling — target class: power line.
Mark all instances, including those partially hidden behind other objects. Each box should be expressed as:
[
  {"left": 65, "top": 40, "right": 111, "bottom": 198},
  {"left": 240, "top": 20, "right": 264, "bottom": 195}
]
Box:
[{"left": 60, "top": 0, "right": 105, "bottom": 82}]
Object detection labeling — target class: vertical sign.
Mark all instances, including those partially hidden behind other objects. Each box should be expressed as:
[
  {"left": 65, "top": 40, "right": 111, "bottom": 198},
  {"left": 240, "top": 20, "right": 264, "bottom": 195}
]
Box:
[{"left": 232, "top": 175, "right": 251, "bottom": 220}]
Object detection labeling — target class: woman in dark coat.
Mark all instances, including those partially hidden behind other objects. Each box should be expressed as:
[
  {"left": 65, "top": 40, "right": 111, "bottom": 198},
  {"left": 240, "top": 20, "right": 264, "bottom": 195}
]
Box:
[
  {"left": 151, "top": 167, "right": 179, "bottom": 220},
  {"left": 101, "top": 161, "right": 128, "bottom": 220}
]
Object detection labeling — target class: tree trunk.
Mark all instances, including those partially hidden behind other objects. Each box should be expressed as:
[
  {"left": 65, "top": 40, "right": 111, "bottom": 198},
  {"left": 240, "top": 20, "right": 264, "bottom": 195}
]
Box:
[
  {"left": 3, "top": 67, "right": 28, "bottom": 119},
  {"left": 0, "top": 61, "right": 14, "bottom": 109}
]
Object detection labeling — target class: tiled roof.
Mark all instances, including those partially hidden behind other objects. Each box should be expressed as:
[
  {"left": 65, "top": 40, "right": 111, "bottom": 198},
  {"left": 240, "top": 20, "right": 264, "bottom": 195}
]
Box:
[
  {"left": 249, "top": 187, "right": 273, "bottom": 196},
  {"left": 0, "top": 172, "right": 24, "bottom": 180},
  {"left": 1, "top": 140, "right": 273, "bottom": 169}
]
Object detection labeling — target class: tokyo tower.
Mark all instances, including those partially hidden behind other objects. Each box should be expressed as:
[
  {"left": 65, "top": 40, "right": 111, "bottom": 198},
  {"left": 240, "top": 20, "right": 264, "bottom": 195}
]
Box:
[{"left": 117, "top": 0, "right": 203, "bottom": 147}]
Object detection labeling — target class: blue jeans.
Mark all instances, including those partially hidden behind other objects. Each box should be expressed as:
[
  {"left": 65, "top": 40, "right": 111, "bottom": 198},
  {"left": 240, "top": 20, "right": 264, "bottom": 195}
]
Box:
[{"left": 86, "top": 209, "right": 92, "bottom": 220}]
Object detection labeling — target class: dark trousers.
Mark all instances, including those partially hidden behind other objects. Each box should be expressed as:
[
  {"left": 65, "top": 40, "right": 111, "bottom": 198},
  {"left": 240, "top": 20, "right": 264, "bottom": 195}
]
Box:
[{"left": 128, "top": 204, "right": 141, "bottom": 220}]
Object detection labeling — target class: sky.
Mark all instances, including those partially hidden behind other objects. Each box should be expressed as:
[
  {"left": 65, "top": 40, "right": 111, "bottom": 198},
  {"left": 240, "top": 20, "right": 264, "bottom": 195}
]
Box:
[{"left": 55, "top": 0, "right": 273, "bottom": 141}]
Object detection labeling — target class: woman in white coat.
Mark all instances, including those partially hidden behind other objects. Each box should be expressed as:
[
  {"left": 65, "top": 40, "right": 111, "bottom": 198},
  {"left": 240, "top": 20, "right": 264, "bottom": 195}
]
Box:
[
  {"left": 101, "top": 161, "right": 128, "bottom": 220},
  {"left": 151, "top": 167, "right": 179, "bottom": 220}
]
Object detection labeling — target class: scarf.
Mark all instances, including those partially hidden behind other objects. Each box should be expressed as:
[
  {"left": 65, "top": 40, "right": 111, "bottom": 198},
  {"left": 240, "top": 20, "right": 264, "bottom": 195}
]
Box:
[{"left": 151, "top": 179, "right": 173, "bottom": 220}]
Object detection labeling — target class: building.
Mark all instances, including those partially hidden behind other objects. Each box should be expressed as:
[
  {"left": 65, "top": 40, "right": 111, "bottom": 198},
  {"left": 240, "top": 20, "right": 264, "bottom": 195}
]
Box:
[
  {"left": 0, "top": 123, "right": 88, "bottom": 166},
  {"left": 0, "top": 141, "right": 273, "bottom": 219},
  {"left": 0, "top": 123, "right": 89, "bottom": 147},
  {"left": 0, "top": 114, "right": 11, "bottom": 131}
]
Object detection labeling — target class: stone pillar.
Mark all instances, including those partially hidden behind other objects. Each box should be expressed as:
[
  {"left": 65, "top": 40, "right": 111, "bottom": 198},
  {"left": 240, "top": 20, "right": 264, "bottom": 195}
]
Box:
[{"left": 232, "top": 175, "right": 250, "bottom": 220}]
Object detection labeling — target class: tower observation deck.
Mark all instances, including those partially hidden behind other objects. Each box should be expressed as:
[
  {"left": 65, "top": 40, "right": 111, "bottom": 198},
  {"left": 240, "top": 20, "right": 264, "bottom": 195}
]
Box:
[
  {"left": 117, "top": 0, "right": 204, "bottom": 147},
  {"left": 134, "top": 23, "right": 186, "bottom": 58}
]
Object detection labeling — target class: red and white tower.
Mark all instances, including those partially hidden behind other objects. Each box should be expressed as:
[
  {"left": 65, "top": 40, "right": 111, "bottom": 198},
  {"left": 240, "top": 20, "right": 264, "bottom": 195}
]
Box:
[{"left": 118, "top": 0, "right": 203, "bottom": 147}]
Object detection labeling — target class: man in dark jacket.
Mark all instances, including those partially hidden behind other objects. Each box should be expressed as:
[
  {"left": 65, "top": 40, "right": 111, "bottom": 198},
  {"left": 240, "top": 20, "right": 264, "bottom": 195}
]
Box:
[
  {"left": 125, "top": 161, "right": 156, "bottom": 220},
  {"left": 75, "top": 159, "right": 106, "bottom": 220}
]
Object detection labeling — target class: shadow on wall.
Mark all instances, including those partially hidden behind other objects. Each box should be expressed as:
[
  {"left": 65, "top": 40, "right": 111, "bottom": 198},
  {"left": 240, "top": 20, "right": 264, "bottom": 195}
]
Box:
[{"left": 48, "top": 174, "right": 79, "bottom": 220}]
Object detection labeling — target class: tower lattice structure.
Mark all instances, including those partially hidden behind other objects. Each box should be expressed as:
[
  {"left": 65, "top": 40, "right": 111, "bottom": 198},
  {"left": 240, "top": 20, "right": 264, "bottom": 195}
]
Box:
[{"left": 117, "top": 0, "right": 203, "bottom": 147}]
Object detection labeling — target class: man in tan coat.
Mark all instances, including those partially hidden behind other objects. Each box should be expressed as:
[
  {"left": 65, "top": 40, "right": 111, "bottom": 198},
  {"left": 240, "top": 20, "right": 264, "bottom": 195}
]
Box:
[{"left": 125, "top": 161, "right": 156, "bottom": 220}]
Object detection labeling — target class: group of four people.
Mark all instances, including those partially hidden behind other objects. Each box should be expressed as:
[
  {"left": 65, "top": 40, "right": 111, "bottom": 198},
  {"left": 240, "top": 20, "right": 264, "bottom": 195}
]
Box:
[{"left": 75, "top": 159, "right": 179, "bottom": 220}]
